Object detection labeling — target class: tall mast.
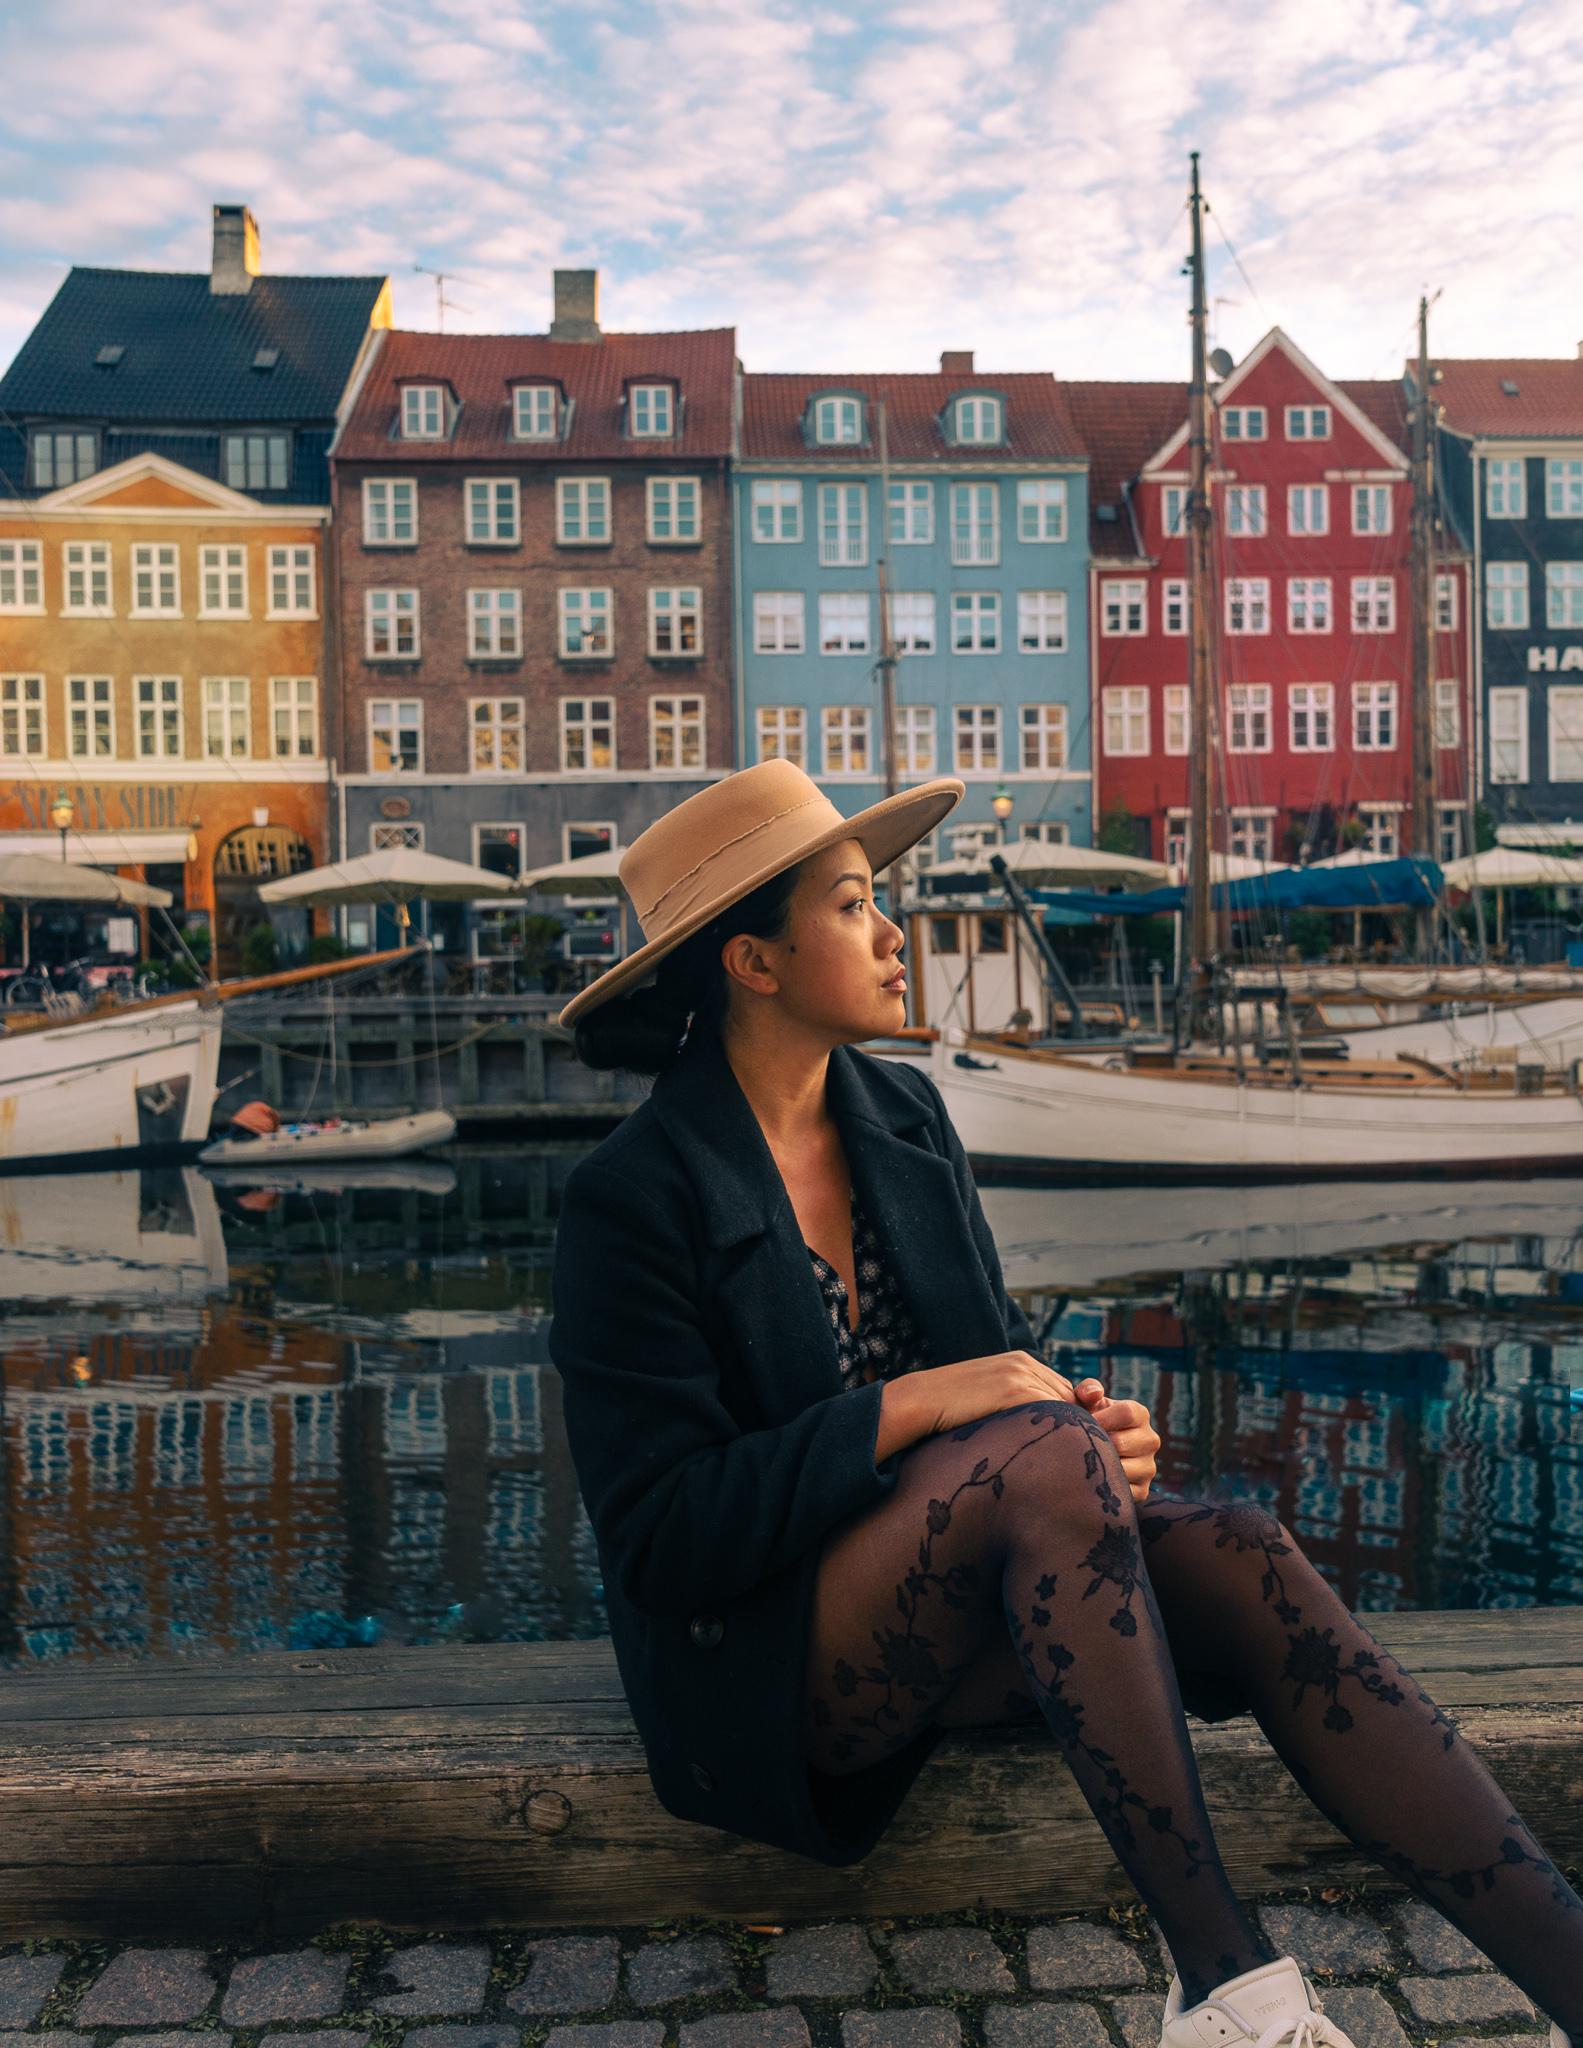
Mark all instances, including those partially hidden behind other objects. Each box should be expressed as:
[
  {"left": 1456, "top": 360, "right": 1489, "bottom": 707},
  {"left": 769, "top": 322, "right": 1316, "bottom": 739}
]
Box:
[
  {"left": 1409, "top": 291, "right": 1438, "bottom": 956},
  {"left": 1185, "top": 152, "right": 1216, "bottom": 1017},
  {"left": 875, "top": 394, "right": 899, "bottom": 801}
]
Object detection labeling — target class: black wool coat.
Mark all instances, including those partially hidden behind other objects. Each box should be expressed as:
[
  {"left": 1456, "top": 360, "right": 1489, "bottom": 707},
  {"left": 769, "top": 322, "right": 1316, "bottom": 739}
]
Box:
[{"left": 546, "top": 1024, "right": 1039, "bottom": 1866}]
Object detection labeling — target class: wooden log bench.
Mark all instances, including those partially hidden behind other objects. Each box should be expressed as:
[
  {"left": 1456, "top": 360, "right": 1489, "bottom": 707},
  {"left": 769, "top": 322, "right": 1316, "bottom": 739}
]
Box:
[{"left": 2, "top": 1608, "right": 1580, "bottom": 1942}]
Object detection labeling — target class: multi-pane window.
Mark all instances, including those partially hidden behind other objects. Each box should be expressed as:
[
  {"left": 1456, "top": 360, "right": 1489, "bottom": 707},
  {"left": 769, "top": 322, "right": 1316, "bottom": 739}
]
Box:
[
  {"left": 560, "top": 696, "right": 615, "bottom": 771},
  {"left": 559, "top": 587, "right": 613, "bottom": 657},
  {"left": 1351, "top": 576, "right": 1395, "bottom": 632},
  {"left": 270, "top": 677, "right": 318, "bottom": 759},
  {"left": 1289, "top": 484, "right": 1329, "bottom": 535},
  {"left": 67, "top": 676, "right": 114, "bottom": 758},
  {"left": 1164, "top": 811, "right": 1189, "bottom": 866},
  {"left": 1486, "top": 457, "right": 1527, "bottom": 519},
  {"left": 1351, "top": 484, "right": 1392, "bottom": 534},
  {"left": 198, "top": 544, "right": 248, "bottom": 616},
  {"left": 131, "top": 543, "right": 180, "bottom": 615},
  {"left": 1547, "top": 563, "right": 1583, "bottom": 628},
  {"left": 1547, "top": 458, "right": 1583, "bottom": 518},
  {"left": 1289, "top": 577, "right": 1332, "bottom": 633},
  {"left": 468, "top": 588, "right": 522, "bottom": 657},
  {"left": 1353, "top": 681, "right": 1397, "bottom": 750},
  {"left": 888, "top": 480, "right": 933, "bottom": 544},
  {"left": 813, "top": 396, "right": 862, "bottom": 444},
  {"left": 756, "top": 705, "right": 806, "bottom": 767},
  {"left": 1225, "top": 578, "right": 1269, "bottom": 633},
  {"left": 751, "top": 479, "right": 802, "bottom": 541},
  {"left": 363, "top": 478, "right": 417, "bottom": 545},
  {"left": 650, "top": 694, "right": 704, "bottom": 769},
  {"left": 513, "top": 385, "right": 557, "bottom": 439},
  {"left": 649, "top": 586, "right": 702, "bottom": 656},
  {"left": 1552, "top": 690, "right": 1583, "bottom": 781},
  {"left": 1359, "top": 808, "right": 1399, "bottom": 858},
  {"left": 818, "top": 481, "right": 868, "bottom": 566},
  {"left": 135, "top": 676, "right": 182, "bottom": 759},
  {"left": 1225, "top": 485, "right": 1266, "bottom": 536},
  {"left": 1289, "top": 683, "right": 1334, "bottom": 752},
  {"left": 1227, "top": 683, "right": 1272, "bottom": 752},
  {"left": 1286, "top": 405, "right": 1331, "bottom": 439},
  {"left": 222, "top": 432, "right": 288, "bottom": 489},
  {"left": 1017, "top": 478, "right": 1067, "bottom": 542},
  {"left": 1163, "top": 580, "right": 1188, "bottom": 635},
  {"left": 754, "top": 591, "right": 805, "bottom": 653},
  {"left": 1163, "top": 686, "right": 1190, "bottom": 755},
  {"left": 466, "top": 478, "right": 519, "bottom": 544},
  {"left": 470, "top": 697, "right": 524, "bottom": 772},
  {"left": 202, "top": 676, "right": 250, "bottom": 758},
  {"left": 370, "top": 698, "right": 422, "bottom": 773},
  {"left": 31, "top": 429, "right": 95, "bottom": 487},
  {"left": 1103, "top": 686, "right": 1149, "bottom": 755},
  {"left": 1018, "top": 590, "right": 1067, "bottom": 652},
  {"left": 1435, "top": 572, "right": 1458, "bottom": 631},
  {"left": 822, "top": 704, "right": 870, "bottom": 772},
  {"left": 954, "top": 396, "right": 1002, "bottom": 443},
  {"left": 1161, "top": 485, "right": 1186, "bottom": 536},
  {"left": 1020, "top": 702, "right": 1067, "bottom": 770},
  {"left": 267, "top": 545, "right": 316, "bottom": 617},
  {"left": 556, "top": 478, "right": 611, "bottom": 544},
  {"left": 1433, "top": 677, "right": 1461, "bottom": 750},
  {"left": 895, "top": 703, "right": 936, "bottom": 773},
  {"left": 819, "top": 592, "right": 870, "bottom": 653},
  {"left": 888, "top": 592, "right": 936, "bottom": 653},
  {"left": 1230, "top": 812, "right": 1275, "bottom": 862},
  {"left": 0, "top": 675, "right": 44, "bottom": 758},
  {"left": 62, "top": 541, "right": 111, "bottom": 615},
  {"left": 400, "top": 386, "right": 445, "bottom": 439},
  {"left": 365, "top": 588, "right": 420, "bottom": 658},
  {"left": 1102, "top": 579, "right": 1146, "bottom": 635},
  {"left": 951, "top": 591, "right": 1000, "bottom": 653},
  {"left": 0, "top": 540, "right": 43, "bottom": 611},
  {"left": 950, "top": 482, "right": 999, "bottom": 565},
  {"left": 1221, "top": 406, "right": 1265, "bottom": 440},
  {"left": 629, "top": 384, "right": 673, "bottom": 437},
  {"left": 1437, "top": 805, "right": 1467, "bottom": 864},
  {"left": 373, "top": 822, "right": 423, "bottom": 853},
  {"left": 954, "top": 703, "right": 1001, "bottom": 771},
  {"left": 1488, "top": 687, "right": 1529, "bottom": 783},
  {"left": 647, "top": 477, "right": 700, "bottom": 543},
  {"left": 1487, "top": 561, "right": 1530, "bottom": 628}
]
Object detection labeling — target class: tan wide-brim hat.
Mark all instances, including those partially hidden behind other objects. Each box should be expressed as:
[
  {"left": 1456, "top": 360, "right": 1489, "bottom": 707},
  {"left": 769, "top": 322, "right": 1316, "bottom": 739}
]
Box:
[{"left": 557, "top": 759, "right": 965, "bottom": 1031}]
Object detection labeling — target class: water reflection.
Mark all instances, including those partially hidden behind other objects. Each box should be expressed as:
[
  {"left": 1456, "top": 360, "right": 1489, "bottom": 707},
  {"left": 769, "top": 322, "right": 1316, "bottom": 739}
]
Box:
[{"left": 0, "top": 1156, "right": 1579, "bottom": 1669}]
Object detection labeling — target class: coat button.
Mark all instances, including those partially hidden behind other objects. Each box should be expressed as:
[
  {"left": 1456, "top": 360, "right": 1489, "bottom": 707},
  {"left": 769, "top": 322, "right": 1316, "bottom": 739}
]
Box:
[
  {"left": 688, "top": 1612, "right": 724, "bottom": 1649},
  {"left": 690, "top": 1761, "right": 715, "bottom": 1792}
]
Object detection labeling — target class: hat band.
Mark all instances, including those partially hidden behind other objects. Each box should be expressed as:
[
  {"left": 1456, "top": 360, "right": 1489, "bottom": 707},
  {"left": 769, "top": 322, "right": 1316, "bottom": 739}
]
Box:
[{"left": 636, "top": 792, "right": 832, "bottom": 928}]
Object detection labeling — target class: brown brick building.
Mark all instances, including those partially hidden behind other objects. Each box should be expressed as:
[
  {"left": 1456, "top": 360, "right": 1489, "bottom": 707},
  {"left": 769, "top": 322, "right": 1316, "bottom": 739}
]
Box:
[{"left": 329, "top": 274, "right": 736, "bottom": 962}]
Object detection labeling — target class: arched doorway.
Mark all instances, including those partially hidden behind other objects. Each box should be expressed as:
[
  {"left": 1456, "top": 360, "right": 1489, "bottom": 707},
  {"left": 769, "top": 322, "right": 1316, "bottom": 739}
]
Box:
[{"left": 213, "top": 824, "right": 313, "bottom": 977}]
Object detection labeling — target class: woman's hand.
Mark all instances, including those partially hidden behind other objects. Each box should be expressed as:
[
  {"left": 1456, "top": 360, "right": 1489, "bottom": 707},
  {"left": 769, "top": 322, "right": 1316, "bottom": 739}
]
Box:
[{"left": 1073, "top": 1379, "right": 1160, "bottom": 1503}]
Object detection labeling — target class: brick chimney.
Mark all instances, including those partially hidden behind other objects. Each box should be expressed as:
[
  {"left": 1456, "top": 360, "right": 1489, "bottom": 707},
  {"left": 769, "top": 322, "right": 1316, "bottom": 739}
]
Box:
[
  {"left": 551, "top": 269, "right": 601, "bottom": 342},
  {"left": 211, "top": 205, "right": 260, "bottom": 295},
  {"left": 940, "top": 349, "right": 974, "bottom": 374}
]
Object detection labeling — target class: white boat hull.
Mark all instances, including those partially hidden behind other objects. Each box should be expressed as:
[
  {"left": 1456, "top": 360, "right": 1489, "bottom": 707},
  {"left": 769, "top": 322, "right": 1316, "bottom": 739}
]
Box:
[
  {"left": 903, "top": 1032, "right": 1583, "bottom": 1179},
  {"left": 1340, "top": 997, "right": 1583, "bottom": 1071},
  {"left": 199, "top": 1108, "right": 456, "bottom": 1167},
  {"left": 0, "top": 1002, "right": 222, "bottom": 1169}
]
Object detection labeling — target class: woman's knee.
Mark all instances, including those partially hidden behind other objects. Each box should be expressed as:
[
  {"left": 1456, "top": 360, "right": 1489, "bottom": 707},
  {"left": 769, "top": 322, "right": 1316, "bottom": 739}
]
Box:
[{"left": 932, "top": 1398, "right": 1135, "bottom": 1545}]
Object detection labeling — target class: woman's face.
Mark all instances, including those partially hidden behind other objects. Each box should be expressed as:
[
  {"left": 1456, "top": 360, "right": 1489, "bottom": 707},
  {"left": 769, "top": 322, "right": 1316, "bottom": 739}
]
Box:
[{"left": 722, "top": 837, "right": 908, "bottom": 1043}]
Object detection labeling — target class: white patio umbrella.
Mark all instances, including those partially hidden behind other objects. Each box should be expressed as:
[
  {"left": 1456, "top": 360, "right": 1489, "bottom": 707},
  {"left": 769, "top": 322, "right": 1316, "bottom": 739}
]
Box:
[
  {"left": 515, "top": 845, "right": 625, "bottom": 894},
  {"left": 1441, "top": 844, "right": 1583, "bottom": 946},
  {"left": 257, "top": 847, "right": 523, "bottom": 945},
  {"left": 1166, "top": 851, "right": 1293, "bottom": 885},
  {"left": 925, "top": 839, "right": 1171, "bottom": 892},
  {"left": 0, "top": 853, "right": 172, "bottom": 966}
]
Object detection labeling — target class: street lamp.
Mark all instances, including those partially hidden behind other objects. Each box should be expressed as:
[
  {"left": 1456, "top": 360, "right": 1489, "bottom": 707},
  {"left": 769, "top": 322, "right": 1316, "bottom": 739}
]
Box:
[
  {"left": 49, "top": 789, "right": 74, "bottom": 863},
  {"left": 991, "top": 782, "right": 1014, "bottom": 845}
]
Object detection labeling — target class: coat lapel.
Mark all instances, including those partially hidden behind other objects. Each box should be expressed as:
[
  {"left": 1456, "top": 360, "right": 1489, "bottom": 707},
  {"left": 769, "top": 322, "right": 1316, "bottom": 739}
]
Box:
[{"left": 649, "top": 1030, "right": 1010, "bottom": 1422}]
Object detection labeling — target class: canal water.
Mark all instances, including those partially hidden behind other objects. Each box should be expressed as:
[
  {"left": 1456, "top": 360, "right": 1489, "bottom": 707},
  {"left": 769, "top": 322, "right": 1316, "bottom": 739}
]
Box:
[{"left": 1, "top": 1152, "right": 1580, "bottom": 1669}]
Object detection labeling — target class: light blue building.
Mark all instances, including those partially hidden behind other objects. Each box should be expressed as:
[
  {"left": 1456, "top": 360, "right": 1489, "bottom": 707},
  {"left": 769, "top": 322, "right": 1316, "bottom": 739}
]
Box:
[{"left": 734, "top": 358, "right": 1092, "bottom": 877}]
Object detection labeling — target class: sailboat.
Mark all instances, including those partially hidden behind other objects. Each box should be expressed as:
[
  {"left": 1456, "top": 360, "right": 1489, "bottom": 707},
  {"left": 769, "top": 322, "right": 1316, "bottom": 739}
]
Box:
[{"left": 878, "top": 155, "right": 1583, "bottom": 1180}]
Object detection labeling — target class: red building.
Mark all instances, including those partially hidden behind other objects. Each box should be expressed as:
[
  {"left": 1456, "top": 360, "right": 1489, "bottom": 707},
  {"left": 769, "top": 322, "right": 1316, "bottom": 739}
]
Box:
[{"left": 1069, "top": 331, "right": 1472, "bottom": 867}]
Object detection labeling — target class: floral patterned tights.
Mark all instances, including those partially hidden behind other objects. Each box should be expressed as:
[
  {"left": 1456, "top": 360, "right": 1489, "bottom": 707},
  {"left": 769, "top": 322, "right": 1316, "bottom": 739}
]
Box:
[{"left": 802, "top": 1399, "right": 1583, "bottom": 2027}]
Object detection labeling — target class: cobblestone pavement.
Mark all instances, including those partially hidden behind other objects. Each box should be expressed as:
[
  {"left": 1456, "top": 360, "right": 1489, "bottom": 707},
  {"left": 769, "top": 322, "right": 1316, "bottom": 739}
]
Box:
[{"left": 0, "top": 1885, "right": 1562, "bottom": 2048}]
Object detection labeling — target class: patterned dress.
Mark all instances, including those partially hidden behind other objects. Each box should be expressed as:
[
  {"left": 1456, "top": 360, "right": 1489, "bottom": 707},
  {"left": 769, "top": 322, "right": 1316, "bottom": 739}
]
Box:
[{"left": 804, "top": 1189, "right": 934, "bottom": 1390}]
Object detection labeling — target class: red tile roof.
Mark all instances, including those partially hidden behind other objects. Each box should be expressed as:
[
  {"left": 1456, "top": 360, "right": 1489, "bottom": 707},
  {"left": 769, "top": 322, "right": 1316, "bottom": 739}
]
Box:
[
  {"left": 1063, "top": 381, "right": 1186, "bottom": 555},
  {"left": 1426, "top": 357, "right": 1583, "bottom": 439},
  {"left": 1337, "top": 378, "right": 1409, "bottom": 451},
  {"left": 334, "top": 327, "right": 737, "bottom": 463},
  {"left": 741, "top": 372, "right": 1083, "bottom": 463}
]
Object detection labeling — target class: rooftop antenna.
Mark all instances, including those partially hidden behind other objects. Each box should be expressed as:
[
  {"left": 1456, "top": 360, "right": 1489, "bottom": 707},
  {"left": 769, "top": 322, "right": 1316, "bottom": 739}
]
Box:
[{"left": 412, "top": 264, "right": 474, "bottom": 331}]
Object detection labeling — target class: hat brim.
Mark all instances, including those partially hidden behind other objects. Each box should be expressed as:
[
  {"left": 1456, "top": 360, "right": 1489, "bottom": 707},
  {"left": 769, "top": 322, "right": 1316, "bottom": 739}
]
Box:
[{"left": 556, "top": 775, "right": 965, "bottom": 1032}]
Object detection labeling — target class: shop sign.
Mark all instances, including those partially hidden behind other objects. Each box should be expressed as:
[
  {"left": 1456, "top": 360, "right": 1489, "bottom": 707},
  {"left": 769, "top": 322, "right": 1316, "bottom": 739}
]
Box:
[
  {"left": 1528, "top": 647, "right": 1583, "bottom": 672},
  {"left": 379, "top": 795, "right": 413, "bottom": 819},
  {"left": 4, "top": 782, "right": 197, "bottom": 829}
]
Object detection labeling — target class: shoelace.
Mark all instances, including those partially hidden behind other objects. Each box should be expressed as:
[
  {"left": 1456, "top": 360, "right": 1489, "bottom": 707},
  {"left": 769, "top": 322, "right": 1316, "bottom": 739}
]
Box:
[{"left": 1251, "top": 2008, "right": 1351, "bottom": 2048}]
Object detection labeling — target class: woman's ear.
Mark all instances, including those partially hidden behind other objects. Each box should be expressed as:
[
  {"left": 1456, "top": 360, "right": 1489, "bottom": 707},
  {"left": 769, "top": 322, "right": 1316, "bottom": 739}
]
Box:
[{"left": 720, "top": 929, "right": 781, "bottom": 998}]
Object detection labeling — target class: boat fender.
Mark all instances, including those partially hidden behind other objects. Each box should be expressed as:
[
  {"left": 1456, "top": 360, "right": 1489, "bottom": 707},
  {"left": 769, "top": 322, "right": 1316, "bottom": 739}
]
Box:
[{"left": 953, "top": 1051, "right": 1000, "bottom": 1070}]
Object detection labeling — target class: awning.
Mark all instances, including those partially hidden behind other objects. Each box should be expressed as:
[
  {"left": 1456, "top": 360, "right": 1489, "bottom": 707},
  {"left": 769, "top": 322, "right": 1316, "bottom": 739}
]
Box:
[{"left": 0, "top": 829, "right": 193, "bottom": 864}]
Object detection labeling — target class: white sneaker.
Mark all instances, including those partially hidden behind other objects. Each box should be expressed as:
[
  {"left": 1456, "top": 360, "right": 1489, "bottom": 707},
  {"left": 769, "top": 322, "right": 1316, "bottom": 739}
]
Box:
[
  {"left": 1160, "top": 1954, "right": 1353, "bottom": 2048},
  {"left": 1551, "top": 2029, "right": 1570, "bottom": 2048}
]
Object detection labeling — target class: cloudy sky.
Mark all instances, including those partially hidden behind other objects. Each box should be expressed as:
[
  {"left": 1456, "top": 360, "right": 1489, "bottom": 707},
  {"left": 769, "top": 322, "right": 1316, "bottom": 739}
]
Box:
[{"left": 1, "top": 0, "right": 1580, "bottom": 384}]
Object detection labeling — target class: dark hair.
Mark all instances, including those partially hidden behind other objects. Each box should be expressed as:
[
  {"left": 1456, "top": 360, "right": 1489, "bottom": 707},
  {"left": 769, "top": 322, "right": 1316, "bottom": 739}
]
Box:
[{"left": 571, "top": 859, "right": 805, "bottom": 1077}]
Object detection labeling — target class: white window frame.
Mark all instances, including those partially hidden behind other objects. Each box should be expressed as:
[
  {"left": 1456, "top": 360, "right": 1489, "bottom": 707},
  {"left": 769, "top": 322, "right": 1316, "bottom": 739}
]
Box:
[
  {"left": 1225, "top": 577, "right": 1270, "bottom": 634},
  {"left": 1016, "top": 478, "right": 1067, "bottom": 543},
  {"left": 954, "top": 395, "right": 1002, "bottom": 444},
  {"left": 1489, "top": 686, "right": 1529, "bottom": 784},
  {"left": 813, "top": 395, "right": 862, "bottom": 445},
  {"left": 1163, "top": 579, "right": 1188, "bottom": 636},
  {"left": 1289, "top": 682, "right": 1334, "bottom": 753},
  {"left": 131, "top": 543, "right": 180, "bottom": 618},
  {"left": 468, "top": 587, "right": 523, "bottom": 659},
  {"left": 465, "top": 476, "right": 520, "bottom": 546},
  {"left": 1550, "top": 688, "right": 1583, "bottom": 782},
  {"left": 1433, "top": 677, "right": 1461, "bottom": 751},
  {"left": 1285, "top": 404, "right": 1331, "bottom": 440},
  {"left": 646, "top": 476, "right": 701, "bottom": 545},
  {"left": 362, "top": 477, "right": 417, "bottom": 547},
  {"left": 559, "top": 587, "right": 614, "bottom": 659},
  {"left": 62, "top": 540, "right": 112, "bottom": 617},
  {"left": 951, "top": 590, "right": 1001, "bottom": 654},
  {"left": 365, "top": 587, "right": 420, "bottom": 659},
  {"left": 559, "top": 695, "right": 615, "bottom": 772},
  {"left": 888, "top": 479, "right": 933, "bottom": 545},
  {"left": 1436, "top": 803, "right": 1468, "bottom": 864},
  {"left": 198, "top": 544, "right": 249, "bottom": 619},
  {"left": 134, "top": 675, "right": 183, "bottom": 760},
  {"left": 1288, "top": 484, "right": 1329, "bottom": 536},
  {"left": 512, "top": 385, "right": 557, "bottom": 440},
  {"left": 819, "top": 592, "right": 870, "bottom": 655},
  {"left": 369, "top": 697, "right": 423, "bottom": 774},
  {"left": 202, "top": 675, "right": 250, "bottom": 760},
  {"left": 629, "top": 384, "right": 674, "bottom": 438},
  {"left": 753, "top": 590, "right": 805, "bottom": 654},
  {"left": 556, "top": 476, "right": 611, "bottom": 546},
  {"left": 896, "top": 703, "right": 936, "bottom": 774},
  {"left": 67, "top": 675, "right": 114, "bottom": 759},
  {"left": 1353, "top": 681, "right": 1398, "bottom": 752},
  {"left": 266, "top": 544, "right": 316, "bottom": 619},
  {"left": 888, "top": 591, "right": 936, "bottom": 654},
  {"left": 821, "top": 703, "right": 871, "bottom": 774},
  {"left": 1289, "top": 576, "right": 1333, "bottom": 634},
  {"left": 1163, "top": 685, "right": 1190, "bottom": 756},
  {"left": 1103, "top": 685, "right": 1149, "bottom": 756},
  {"left": 950, "top": 481, "right": 1000, "bottom": 566},
  {"left": 1547, "top": 458, "right": 1583, "bottom": 519},
  {"left": 1435, "top": 572, "right": 1458, "bottom": 632},
  {"left": 0, "top": 540, "right": 43, "bottom": 614},
  {"left": 1486, "top": 561, "right": 1530, "bottom": 630},
  {"left": 953, "top": 701, "right": 1002, "bottom": 771},
  {"left": 818, "top": 480, "right": 868, "bottom": 567},
  {"left": 1351, "top": 575, "right": 1396, "bottom": 633},
  {"left": 1019, "top": 701, "right": 1067, "bottom": 770},
  {"left": 1546, "top": 562, "right": 1583, "bottom": 629},
  {"left": 1221, "top": 406, "right": 1266, "bottom": 441},
  {"left": 371, "top": 821, "right": 424, "bottom": 852},
  {"left": 469, "top": 695, "right": 525, "bottom": 774},
  {"left": 648, "top": 586, "right": 702, "bottom": 658},
  {"left": 0, "top": 674, "right": 45, "bottom": 760},
  {"left": 1351, "top": 484, "right": 1392, "bottom": 535},
  {"left": 1161, "top": 485, "right": 1186, "bottom": 536},
  {"left": 1486, "top": 457, "right": 1527, "bottom": 520},
  {"left": 751, "top": 478, "right": 802, "bottom": 542},
  {"left": 400, "top": 385, "right": 447, "bottom": 440},
  {"left": 270, "top": 676, "right": 318, "bottom": 760},
  {"left": 1227, "top": 683, "right": 1273, "bottom": 754},
  {"left": 1358, "top": 806, "right": 1399, "bottom": 859},
  {"left": 1017, "top": 589, "right": 1067, "bottom": 653},
  {"left": 1229, "top": 810, "right": 1276, "bottom": 861},
  {"left": 1101, "top": 578, "right": 1146, "bottom": 636},
  {"left": 756, "top": 705, "right": 806, "bottom": 767},
  {"left": 1224, "top": 484, "right": 1267, "bottom": 536},
  {"left": 649, "top": 693, "right": 705, "bottom": 771}
]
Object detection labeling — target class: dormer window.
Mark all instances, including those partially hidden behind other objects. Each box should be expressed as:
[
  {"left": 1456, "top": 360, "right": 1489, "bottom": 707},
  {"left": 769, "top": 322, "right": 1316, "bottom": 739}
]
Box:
[
  {"left": 953, "top": 395, "right": 1002, "bottom": 444},
  {"left": 400, "top": 384, "right": 448, "bottom": 440},
  {"left": 813, "top": 396, "right": 862, "bottom": 445},
  {"left": 629, "top": 384, "right": 675, "bottom": 437},
  {"left": 514, "top": 384, "right": 559, "bottom": 440}
]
